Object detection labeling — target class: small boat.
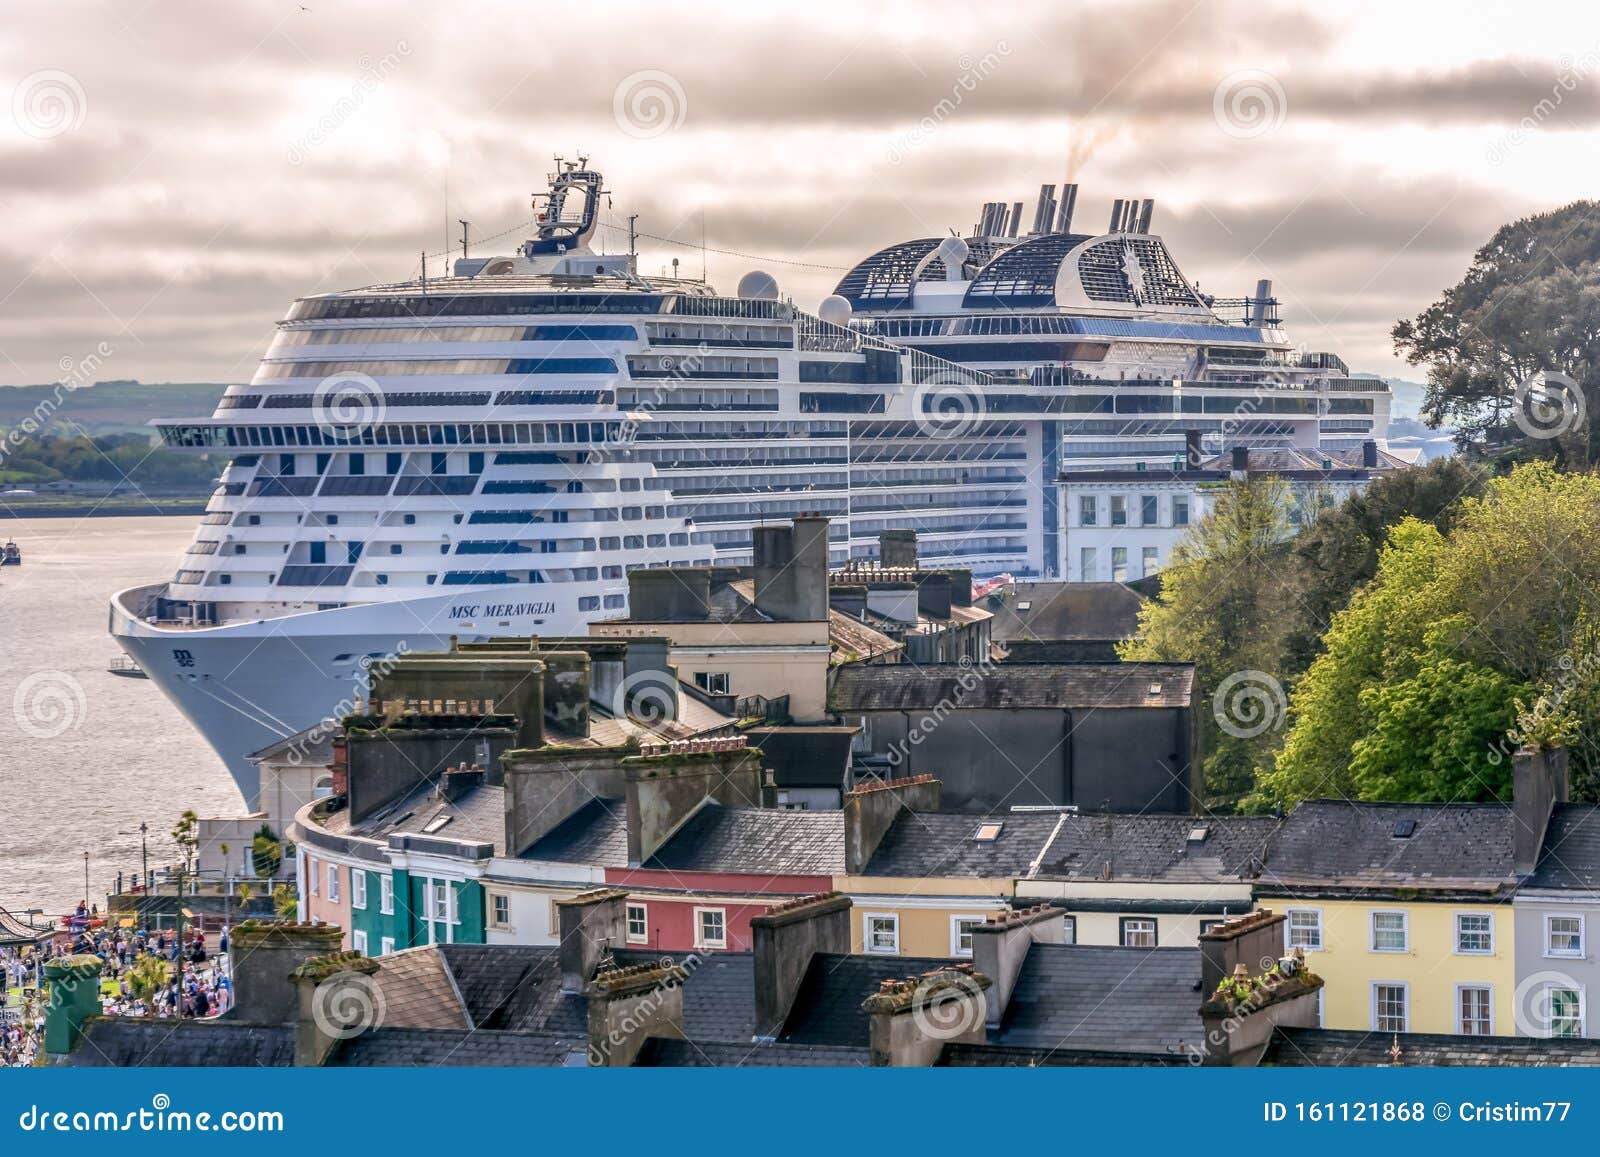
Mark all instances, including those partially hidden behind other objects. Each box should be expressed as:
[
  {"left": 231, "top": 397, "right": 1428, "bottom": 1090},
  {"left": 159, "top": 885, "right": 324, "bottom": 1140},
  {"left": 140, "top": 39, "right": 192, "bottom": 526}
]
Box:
[
  {"left": 0, "top": 540, "right": 19, "bottom": 566},
  {"left": 107, "top": 656, "right": 148, "bottom": 679}
]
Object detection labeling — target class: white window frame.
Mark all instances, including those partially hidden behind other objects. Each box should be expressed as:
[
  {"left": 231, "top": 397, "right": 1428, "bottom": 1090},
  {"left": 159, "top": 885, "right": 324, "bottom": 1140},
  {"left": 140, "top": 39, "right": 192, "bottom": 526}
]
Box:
[
  {"left": 1371, "top": 981, "right": 1409, "bottom": 1032},
  {"left": 1453, "top": 911, "right": 1493, "bottom": 956},
  {"left": 326, "top": 863, "right": 339, "bottom": 904},
  {"left": 379, "top": 873, "right": 394, "bottom": 915},
  {"left": 309, "top": 857, "right": 319, "bottom": 898},
  {"left": 1546, "top": 984, "right": 1586, "bottom": 1038},
  {"left": 1455, "top": 983, "right": 1494, "bottom": 1036},
  {"left": 1120, "top": 916, "right": 1157, "bottom": 948},
  {"left": 1285, "top": 907, "right": 1323, "bottom": 952},
  {"left": 694, "top": 906, "right": 727, "bottom": 950},
  {"left": 352, "top": 929, "right": 368, "bottom": 956},
  {"left": 350, "top": 869, "right": 367, "bottom": 911},
  {"left": 949, "top": 914, "right": 985, "bottom": 958},
  {"left": 430, "top": 879, "right": 456, "bottom": 925},
  {"left": 1062, "top": 915, "right": 1077, "bottom": 945},
  {"left": 864, "top": 912, "right": 900, "bottom": 955},
  {"left": 1546, "top": 913, "right": 1585, "bottom": 958},
  {"left": 1369, "top": 909, "right": 1409, "bottom": 953},
  {"left": 626, "top": 902, "right": 649, "bottom": 945},
  {"left": 488, "top": 892, "right": 511, "bottom": 931},
  {"left": 379, "top": 936, "right": 395, "bottom": 956}
]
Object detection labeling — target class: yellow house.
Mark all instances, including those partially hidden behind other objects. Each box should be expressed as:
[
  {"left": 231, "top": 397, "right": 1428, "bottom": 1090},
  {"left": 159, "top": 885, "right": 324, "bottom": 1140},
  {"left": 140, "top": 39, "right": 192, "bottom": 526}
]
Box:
[{"left": 1257, "top": 801, "right": 1521, "bottom": 1036}]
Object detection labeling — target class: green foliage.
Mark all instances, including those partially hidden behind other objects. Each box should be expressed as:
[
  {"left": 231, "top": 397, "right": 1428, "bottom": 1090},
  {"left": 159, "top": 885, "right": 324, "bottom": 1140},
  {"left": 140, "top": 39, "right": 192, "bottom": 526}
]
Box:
[
  {"left": 1120, "top": 476, "right": 1296, "bottom": 808},
  {"left": 1258, "top": 463, "right": 1600, "bottom": 807},
  {"left": 1392, "top": 201, "right": 1600, "bottom": 457},
  {"left": 170, "top": 809, "right": 199, "bottom": 887},
  {"left": 127, "top": 955, "right": 170, "bottom": 1013},
  {"left": 0, "top": 432, "right": 218, "bottom": 489},
  {"left": 272, "top": 883, "right": 297, "bottom": 921},
  {"left": 251, "top": 824, "right": 282, "bottom": 878}
]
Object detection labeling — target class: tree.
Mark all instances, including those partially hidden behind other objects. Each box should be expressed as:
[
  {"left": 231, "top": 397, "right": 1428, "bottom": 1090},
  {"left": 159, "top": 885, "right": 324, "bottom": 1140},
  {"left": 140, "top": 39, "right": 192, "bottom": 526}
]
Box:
[
  {"left": 272, "top": 884, "right": 297, "bottom": 921},
  {"left": 1257, "top": 463, "right": 1600, "bottom": 807},
  {"left": 1392, "top": 201, "right": 1600, "bottom": 457},
  {"left": 1119, "top": 476, "right": 1297, "bottom": 808},
  {"left": 127, "top": 955, "right": 170, "bottom": 1016},
  {"left": 252, "top": 825, "right": 282, "bottom": 878},
  {"left": 170, "top": 809, "right": 199, "bottom": 892}
]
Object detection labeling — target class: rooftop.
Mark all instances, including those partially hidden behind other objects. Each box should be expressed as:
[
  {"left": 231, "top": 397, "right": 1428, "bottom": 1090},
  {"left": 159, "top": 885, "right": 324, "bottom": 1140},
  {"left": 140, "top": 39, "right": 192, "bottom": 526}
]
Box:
[{"left": 830, "top": 662, "right": 1194, "bottom": 712}]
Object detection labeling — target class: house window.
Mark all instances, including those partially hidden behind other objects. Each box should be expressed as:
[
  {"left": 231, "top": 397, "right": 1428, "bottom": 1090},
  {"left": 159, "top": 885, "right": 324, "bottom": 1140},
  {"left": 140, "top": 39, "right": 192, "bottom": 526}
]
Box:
[
  {"left": 1140, "top": 495, "right": 1158, "bottom": 525},
  {"left": 950, "top": 915, "right": 985, "bottom": 957},
  {"left": 1120, "top": 917, "right": 1157, "bottom": 948},
  {"left": 1110, "top": 547, "right": 1128, "bottom": 582},
  {"left": 1286, "top": 908, "right": 1323, "bottom": 952},
  {"left": 379, "top": 936, "right": 395, "bottom": 956},
  {"left": 430, "top": 880, "right": 455, "bottom": 924},
  {"left": 489, "top": 893, "right": 511, "bottom": 930},
  {"left": 1370, "top": 910, "right": 1408, "bottom": 952},
  {"left": 1062, "top": 915, "right": 1076, "bottom": 945},
  {"left": 326, "top": 864, "right": 340, "bottom": 903},
  {"left": 1110, "top": 495, "right": 1127, "bottom": 526},
  {"left": 350, "top": 870, "right": 367, "bottom": 911},
  {"left": 1457, "top": 985, "right": 1492, "bottom": 1035},
  {"left": 1373, "top": 983, "right": 1408, "bottom": 1032},
  {"left": 1173, "top": 496, "right": 1189, "bottom": 526},
  {"left": 865, "top": 913, "right": 900, "bottom": 954},
  {"left": 695, "top": 907, "right": 727, "bottom": 950},
  {"left": 308, "top": 858, "right": 319, "bottom": 897},
  {"left": 627, "top": 903, "right": 649, "bottom": 944},
  {"left": 1079, "top": 547, "right": 1096, "bottom": 581},
  {"left": 1455, "top": 912, "right": 1493, "bottom": 955},
  {"left": 1141, "top": 546, "right": 1159, "bottom": 577},
  {"left": 693, "top": 671, "right": 731, "bottom": 696},
  {"left": 1548, "top": 986, "right": 1585, "bottom": 1037},
  {"left": 1078, "top": 495, "right": 1096, "bottom": 526},
  {"left": 379, "top": 874, "right": 394, "bottom": 915},
  {"left": 1547, "top": 914, "right": 1584, "bottom": 957},
  {"left": 352, "top": 929, "right": 368, "bottom": 955}
]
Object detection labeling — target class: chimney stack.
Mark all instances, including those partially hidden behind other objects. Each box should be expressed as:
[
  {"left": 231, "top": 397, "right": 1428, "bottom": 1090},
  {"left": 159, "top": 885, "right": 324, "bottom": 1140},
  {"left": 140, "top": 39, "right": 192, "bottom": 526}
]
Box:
[
  {"left": 844, "top": 775, "right": 942, "bottom": 875},
  {"left": 1031, "top": 184, "right": 1057, "bottom": 235},
  {"left": 1007, "top": 202, "right": 1022, "bottom": 237},
  {"left": 623, "top": 742, "right": 765, "bottom": 866},
  {"left": 862, "top": 965, "right": 992, "bottom": 1066},
  {"left": 1361, "top": 439, "right": 1379, "bottom": 469},
  {"left": 230, "top": 921, "right": 345, "bottom": 1025},
  {"left": 1249, "top": 279, "right": 1273, "bottom": 326},
  {"left": 1514, "top": 746, "right": 1570, "bottom": 874},
  {"left": 1056, "top": 184, "right": 1078, "bottom": 233},
  {"left": 878, "top": 528, "right": 918, "bottom": 570},
  {"left": 556, "top": 888, "right": 631, "bottom": 993},
  {"left": 290, "top": 952, "right": 381, "bottom": 1066},
  {"left": 1230, "top": 446, "right": 1250, "bottom": 476},
  {"left": 1184, "top": 430, "right": 1204, "bottom": 469},
  {"left": 586, "top": 959, "right": 689, "bottom": 1067},
  {"left": 969, "top": 905, "right": 1066, "bottom": 1030},
  {"left": 1197, "top": 909, "right": 1287, "bottom": 1003},
  {"left": 750, "top": 892, "right": 853, "bottom": 1040},
  {"left": 753, "top": 516, "right": 829, "bottom": 622},
  {"left": 627, "top": 568, "right": 711, "bottom": 622}
]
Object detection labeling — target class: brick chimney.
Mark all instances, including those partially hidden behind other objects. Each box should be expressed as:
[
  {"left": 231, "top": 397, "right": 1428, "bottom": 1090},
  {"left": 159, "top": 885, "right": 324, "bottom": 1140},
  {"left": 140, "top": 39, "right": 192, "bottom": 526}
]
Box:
[
  {"left": 862, "top": 964, "right": 992, "bottom": 1066},
  {"left": 1230, "top": 446, "right": 1250, "bottom": 476},
  {"left": 556, "top": 888, "right": 630, "bottom": 993},
  {"left": 622, "top": 740, "right": 764, "bottom": 866},
  {"left": 1514, "top": 745, "right": 1570, "bottom": 874},
  {"left": 1184, "top": 429, "right": 1204, "bottom": 468},
  {"left": 843, "top": 775, "right": 942, "bottom": 874},
  {"left": 289, "top": 951, "right": 382, "bottom": 1066},
  {"left": 586, "top": 959, "right": 690, "bottom": 1067},
  {"left": 753, "top": 515, "right": 830, "bottom": 622},
  {"left": 230, "top": 921, "right": 345, "bottom": 1024},
  {"left": 879, "top": 529, "right": 918, "bottom": 570},
  {"left": 969, "top": 904, "right": 1065, "bottom": 1030},
  {"left": 330, "top": 734, "right": 349, "bottom": 796},
  {"left": 1361, "top": 439, "right": 1379, "bottom": 468},
  {"left": 750, "top": 892, "right": 852, "bottom": 1040}
]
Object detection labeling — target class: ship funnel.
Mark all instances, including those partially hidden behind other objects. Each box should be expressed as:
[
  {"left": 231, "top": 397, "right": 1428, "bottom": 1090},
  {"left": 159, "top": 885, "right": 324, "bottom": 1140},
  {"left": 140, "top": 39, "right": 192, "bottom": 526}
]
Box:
[
  {"left": 1007, "top": 201, "right": 1022, "bottom": 237},
  {"left": 1249, "top": 279, "right": 1273, "bottom": 326},
  {"left": 1056, "top": 184, "right": 1078, "bottom": 233},
  {"left": 1031, "top": 184, "right": 1057, "bottom": 235},
  {"left": 1109, "top": 198, "right": 1125, "bottom": 233},
  {"left": 1136, "top": 198, "right": 1154, "bottom": 233}
]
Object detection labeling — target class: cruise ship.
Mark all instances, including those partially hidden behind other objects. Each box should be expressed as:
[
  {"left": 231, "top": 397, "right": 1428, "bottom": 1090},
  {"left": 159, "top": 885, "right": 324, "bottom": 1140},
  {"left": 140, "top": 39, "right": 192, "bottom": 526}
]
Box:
[{"left": 111, "top": 161, "right": 1392, "bottom": 801}]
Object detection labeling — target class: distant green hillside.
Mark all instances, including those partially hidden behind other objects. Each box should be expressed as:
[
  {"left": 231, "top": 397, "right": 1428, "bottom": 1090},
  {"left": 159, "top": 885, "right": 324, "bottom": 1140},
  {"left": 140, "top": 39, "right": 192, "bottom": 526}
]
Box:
[{"left": 0, "top": 379, "right": 230, "bottom": 437}]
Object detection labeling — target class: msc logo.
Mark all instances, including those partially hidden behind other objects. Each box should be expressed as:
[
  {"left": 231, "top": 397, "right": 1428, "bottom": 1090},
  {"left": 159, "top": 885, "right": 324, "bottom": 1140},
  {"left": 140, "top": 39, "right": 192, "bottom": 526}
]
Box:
[{"left": 172, "top": 649, "right": 196, "bottom": 669}]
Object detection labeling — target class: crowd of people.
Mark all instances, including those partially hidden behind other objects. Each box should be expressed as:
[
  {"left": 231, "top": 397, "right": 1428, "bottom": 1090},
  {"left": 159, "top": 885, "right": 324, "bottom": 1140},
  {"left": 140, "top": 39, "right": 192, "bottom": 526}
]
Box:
[{"left": 2, "top": 902, "right": 233, "bottom": 1067}]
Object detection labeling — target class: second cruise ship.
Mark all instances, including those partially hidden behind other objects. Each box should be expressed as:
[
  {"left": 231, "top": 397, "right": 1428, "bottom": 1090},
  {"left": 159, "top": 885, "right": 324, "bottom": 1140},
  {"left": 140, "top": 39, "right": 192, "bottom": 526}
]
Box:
[{"left": 111, "top": 161, "right": 1392, "bottom": 800}]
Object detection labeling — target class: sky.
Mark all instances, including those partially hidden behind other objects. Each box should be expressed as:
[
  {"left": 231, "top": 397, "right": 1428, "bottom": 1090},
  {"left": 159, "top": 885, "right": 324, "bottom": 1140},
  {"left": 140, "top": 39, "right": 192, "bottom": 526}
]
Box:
[{"left": 2, "top": 0, "right": 1599, "bottom": 386}]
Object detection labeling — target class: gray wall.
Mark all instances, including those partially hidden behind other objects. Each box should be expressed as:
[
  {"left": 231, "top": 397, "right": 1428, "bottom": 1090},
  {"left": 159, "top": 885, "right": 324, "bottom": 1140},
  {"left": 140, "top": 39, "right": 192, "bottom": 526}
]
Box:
[{"left": 1513, "top": 894, "right": 1600, "bottom": 1036}]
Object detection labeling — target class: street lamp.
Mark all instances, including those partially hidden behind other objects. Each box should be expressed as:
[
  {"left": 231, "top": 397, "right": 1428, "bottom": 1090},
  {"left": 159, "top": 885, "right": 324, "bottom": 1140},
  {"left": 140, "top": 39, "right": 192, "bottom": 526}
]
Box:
[
  {"left": 140, "top": 822, "right": 149, "bottom": 891},
  {"left": 83, "top": 851, "right": 89, "bottom": 906}
]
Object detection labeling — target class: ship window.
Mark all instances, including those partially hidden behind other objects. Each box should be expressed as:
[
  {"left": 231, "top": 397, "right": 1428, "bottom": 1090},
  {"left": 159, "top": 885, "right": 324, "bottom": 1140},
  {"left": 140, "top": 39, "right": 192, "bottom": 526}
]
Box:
[
  {"left": 390, "top": 544, "right": 402, "bottom": 555},
  {"left": 404, "top": 514, "right": 416, "bottom": 525},
  {"left": 376, "top": 574, "right": 388, "bottom": 585},
  {"left": 578, "top": 596, "right": 600, "bottom": 612}
]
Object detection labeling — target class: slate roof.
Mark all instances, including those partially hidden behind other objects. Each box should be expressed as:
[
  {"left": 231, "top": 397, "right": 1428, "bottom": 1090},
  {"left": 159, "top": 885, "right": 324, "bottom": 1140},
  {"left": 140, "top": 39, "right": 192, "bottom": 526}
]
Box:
[
  {"left": 990, "top": 944, "right": 1202, "bottom": 1055},
  {"left": 68, "top": 1019, "right": 295, "bottom": 1067},
  {"left": 1033, "top": 813, "right": 1276, "bottom": 883},
  {"left": 615, "top": 949, "right": 757, "bottom": 1041},
  {"left": 331, "top": 1027, "right": 588, "bottom": 1066},
  {"left": 248, "top": 725, "right": 336, "bottom": 766},
  {"left": 1529, "top": 804, "right": 1600, "bottom": 890},
  {"left": 636, "top": 1038, "right": 870, "bottom": 1067},
  {"left": 372, "top": 945, "right": 472, "bottom": 1030},
  {"left": 1264, "top": 1028, "right": 1600, "bottom": 1067},
  {"left": 1259, "top": 800, "right": 1518, "bottom": 890},
  {"left": 861, "top": 811, "right": 1062, "bottom": 877},
  {"left": 435, "top": 943, "right": 573, "bottom": 1032},
  {"left": 829, "top": 662, "right": 1194, "bottom": 711},
  {"left": 987, "top": 582, "right": 1145, "bottom": 645},
  {"left": 327, "top": 779, "right": 506, "bottom": 853},
  {"left": 778, "top": 953, "right": 955, "bottom": 1045},
  {"left": 524, "top": 799, "right": 845, "bottom": 875},
  {"left": 937, "top": 1042, "right": 1192, "bottom": 1067},
  {"left": 828, "top": 609, "right": 903, "bottom": 664}
]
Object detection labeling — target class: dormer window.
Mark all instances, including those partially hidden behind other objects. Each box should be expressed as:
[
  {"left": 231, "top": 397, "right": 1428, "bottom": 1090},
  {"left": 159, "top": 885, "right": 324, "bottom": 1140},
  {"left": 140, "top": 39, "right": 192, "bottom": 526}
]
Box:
[{"left": 974, "top": 821, "right": 1003, "bottom": 842}]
